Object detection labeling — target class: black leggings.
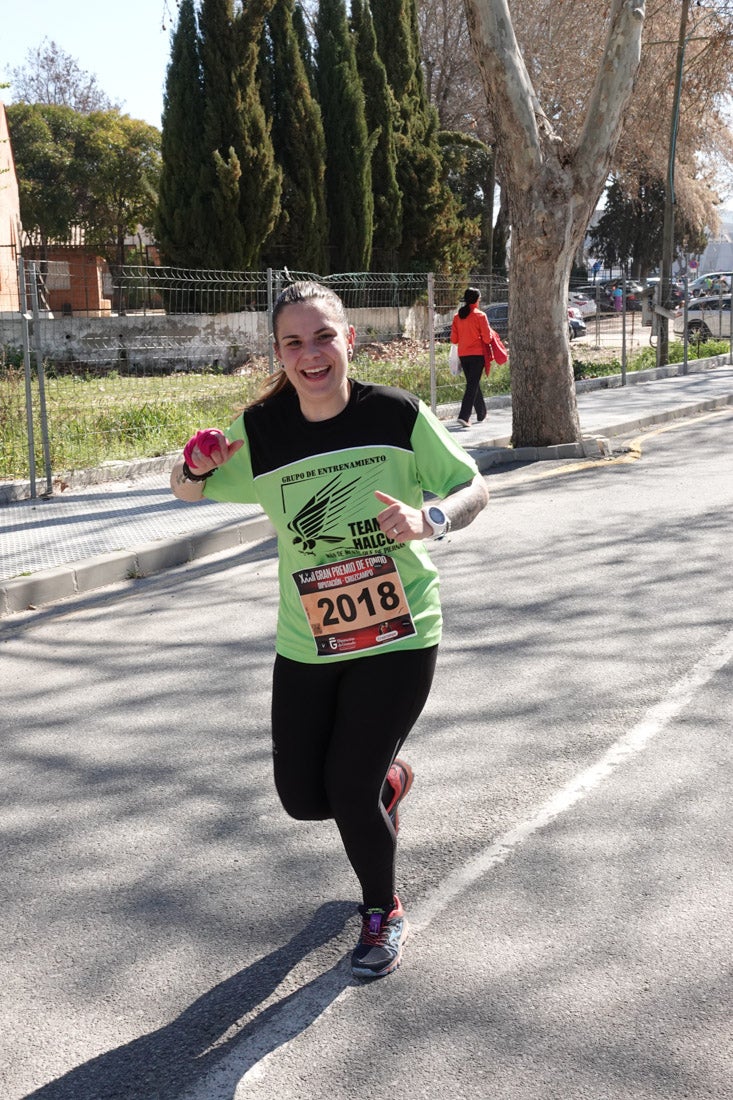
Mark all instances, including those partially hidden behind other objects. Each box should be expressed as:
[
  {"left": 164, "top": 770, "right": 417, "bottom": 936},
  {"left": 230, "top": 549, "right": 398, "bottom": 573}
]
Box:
[
  {"left": 271, "top": 646, "right": 438, "bottom": 911},
  {"left": 458, "top": 354, "right": 487, "bottom": 423}
]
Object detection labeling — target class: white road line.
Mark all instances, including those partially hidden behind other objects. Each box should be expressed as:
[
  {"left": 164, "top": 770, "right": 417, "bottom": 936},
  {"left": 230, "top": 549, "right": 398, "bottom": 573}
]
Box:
[
  {"left": 412, "top": 626, "right": 733, "bottom": 931},
  {"left": 185, "top": 628, "right": 733, "bottom": 1098}
]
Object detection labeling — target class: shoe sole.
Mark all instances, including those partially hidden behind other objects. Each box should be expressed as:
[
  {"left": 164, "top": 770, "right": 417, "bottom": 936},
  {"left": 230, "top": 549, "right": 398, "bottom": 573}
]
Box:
[
  {"left": 388, "top": 759, "right": 414, "bottom": 833},
  {"left": 352, "top": 919, "right": 409, "bottom": 980}
]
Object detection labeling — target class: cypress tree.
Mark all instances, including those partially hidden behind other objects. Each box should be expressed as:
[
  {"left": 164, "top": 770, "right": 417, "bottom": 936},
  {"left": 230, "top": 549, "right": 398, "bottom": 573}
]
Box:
[
  {"left": 198, "top": 0, "right": 281, "bottom": 270},
  {"left": 350, "top": 0, "right": 402, "bottom": 270},
  {"left": 263, "top": 0, "right": 329, "bottom": 272},
  {"left": 292, "top": 3, "right": 316, "bottom": 91},
  {"left": 236, "top": 0, "right": 283, "bottom": 265},
  {"left": 156, "top": 0, "right": 209, "bottom": 267},
  {"left": 370, "top": 0, "right": 414, "bottom": 106},
  {"left": 370, "top": 0, "right": 465, "bottom": 269},
  {"left": 197, "top": 0, "right": 248, "bottom": 268},
  {"left": 315, "top": 0, "right": 373, "bottom": 272}
]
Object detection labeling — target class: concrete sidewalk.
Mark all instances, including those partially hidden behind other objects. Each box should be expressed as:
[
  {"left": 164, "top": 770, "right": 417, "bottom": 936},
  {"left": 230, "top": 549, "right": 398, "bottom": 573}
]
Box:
[{"left": 2, "top": 359, "right": 732, "bottom": 617}]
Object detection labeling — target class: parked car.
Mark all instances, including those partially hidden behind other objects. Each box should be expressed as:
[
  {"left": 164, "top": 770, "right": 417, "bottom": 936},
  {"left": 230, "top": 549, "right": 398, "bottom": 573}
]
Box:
[
  {"left": 639, "top": 276, "right": 685, "bottom": 302},
  {"left": 573, "top": 283, "right": 626, "bottom": 312},
  {"left": 573, "top": 284, "right": 613, "bottom": 312},
  {"left": 568, "top": 292, "right": 596, "bottom": 319},
  {"left": 484, "top": 302, "right": 509, "bottom": 340},
  {"left": 687, "top": 271, "right": 732, "bottom": 298},
  {"left": 674, "top": 295, "right": 731, "bottom": 341},
  {"left": 573, "top": 282, "right": 643, "bottom": 312}
]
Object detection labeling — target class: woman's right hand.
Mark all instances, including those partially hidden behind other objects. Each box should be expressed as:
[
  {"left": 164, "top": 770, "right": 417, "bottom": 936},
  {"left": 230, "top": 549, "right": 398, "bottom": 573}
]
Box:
[
  {"left": 171, "top": 429, "right": 244, "bottom": 501},
  {"left": 183, "top": 428, "right": 244, "bottom": 473}
]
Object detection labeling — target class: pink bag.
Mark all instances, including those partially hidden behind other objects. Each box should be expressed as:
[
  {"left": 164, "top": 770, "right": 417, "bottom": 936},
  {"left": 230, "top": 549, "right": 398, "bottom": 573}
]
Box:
[{"left": 483, "top": 327, "right": 508, "bottom": 373}]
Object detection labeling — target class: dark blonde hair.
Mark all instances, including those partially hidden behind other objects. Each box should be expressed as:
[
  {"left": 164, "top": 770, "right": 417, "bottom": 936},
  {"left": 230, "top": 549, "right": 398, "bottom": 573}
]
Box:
[{"left": 245, "top": 281, "right": 350, "bottom": 409}]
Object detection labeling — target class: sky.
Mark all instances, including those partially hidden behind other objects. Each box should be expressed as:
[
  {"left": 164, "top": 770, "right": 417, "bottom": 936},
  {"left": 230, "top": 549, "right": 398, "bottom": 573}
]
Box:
[{"left": 0, "top": 0, "right": 173, "bottom": 128}]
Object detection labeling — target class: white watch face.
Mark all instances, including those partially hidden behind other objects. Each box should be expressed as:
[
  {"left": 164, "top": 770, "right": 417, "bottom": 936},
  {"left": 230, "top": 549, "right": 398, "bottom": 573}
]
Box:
[{"left": 425, "top": 506, "right": 448, "bottom": 537}]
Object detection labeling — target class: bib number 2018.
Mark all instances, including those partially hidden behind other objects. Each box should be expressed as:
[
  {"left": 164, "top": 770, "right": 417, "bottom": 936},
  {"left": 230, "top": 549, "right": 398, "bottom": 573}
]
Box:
[
  {"left": 293, "top": 555, "right": 416, "bottom": 656},
  {"left": 318, "top": 581, "right": 399, "bottom": 626}
]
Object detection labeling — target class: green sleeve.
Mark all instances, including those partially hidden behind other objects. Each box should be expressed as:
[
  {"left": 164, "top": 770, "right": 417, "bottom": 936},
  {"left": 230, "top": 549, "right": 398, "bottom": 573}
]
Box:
[{"left": 410, "top": 401, "right": 479, "bottom": 497}]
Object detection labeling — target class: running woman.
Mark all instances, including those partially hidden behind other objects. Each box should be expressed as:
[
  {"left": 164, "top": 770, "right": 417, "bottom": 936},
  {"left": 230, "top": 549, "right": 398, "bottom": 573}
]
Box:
[{"left": 171, "top": 281, "right": 489, "bottom": 979}]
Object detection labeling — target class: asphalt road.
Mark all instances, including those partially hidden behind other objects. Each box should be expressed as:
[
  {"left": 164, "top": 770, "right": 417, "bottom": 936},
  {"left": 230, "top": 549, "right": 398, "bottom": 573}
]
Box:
[{"left": 1, "top": 408, "right": 731, "bottom": 1100}]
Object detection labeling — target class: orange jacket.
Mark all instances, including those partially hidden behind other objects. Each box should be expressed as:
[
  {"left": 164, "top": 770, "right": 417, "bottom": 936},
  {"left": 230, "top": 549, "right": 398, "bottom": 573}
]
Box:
[{"left": 450, "top": 304, "right": 492, "bottom": 357}]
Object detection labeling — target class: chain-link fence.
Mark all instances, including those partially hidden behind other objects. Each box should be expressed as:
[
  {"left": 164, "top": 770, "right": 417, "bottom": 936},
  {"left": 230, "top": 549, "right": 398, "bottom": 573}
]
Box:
[{"left": 1, "top": 260, "right": 676, "bottom": 494}]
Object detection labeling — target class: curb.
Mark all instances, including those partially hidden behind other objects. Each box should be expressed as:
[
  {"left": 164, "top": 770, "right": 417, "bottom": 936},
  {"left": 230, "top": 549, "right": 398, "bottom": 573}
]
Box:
[
  {"left": 466, "top": 391, "right": 733, "bottom": 470},
  {"left": 0, "top": 514, "right": 275, "bottom": 617},
  {"left": 0, "top": 453, "right": 178, "bottom": 506}
]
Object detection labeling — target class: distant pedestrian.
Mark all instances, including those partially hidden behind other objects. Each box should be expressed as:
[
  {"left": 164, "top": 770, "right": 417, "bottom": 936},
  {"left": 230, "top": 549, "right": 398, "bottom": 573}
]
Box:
[
  {"left": 450, "top": 287, "right": 492, "bottom": 428},
  {"left": 613, "top": 283, "right": 624, "bottom": 312}
]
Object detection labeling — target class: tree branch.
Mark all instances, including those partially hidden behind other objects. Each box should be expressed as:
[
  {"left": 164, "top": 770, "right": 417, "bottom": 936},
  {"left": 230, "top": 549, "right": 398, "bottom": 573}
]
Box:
[
  {"left": 574, "top": 1, "right": 646, "bottom": 187},
  {"left": 461, "top": 0, "right": 552, "bottom": 183}
]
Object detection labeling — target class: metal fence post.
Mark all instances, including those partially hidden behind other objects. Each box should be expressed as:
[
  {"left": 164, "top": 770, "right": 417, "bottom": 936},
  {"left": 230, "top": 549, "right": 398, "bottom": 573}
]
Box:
[
  {"left": 267, "top": 268, "right": 274, "bottom": 374},
  {"left": 621, "top": 273, "right": 627, "bottom": 385},
  {"left": 17, "top": 257, "right": 38, "bottom": 499},
  {"left": 682, "top": 274, "right": 689, "bottom": 374},
  {"left": 29, "top": 262, "right": 53, "bottom": 494},
  {"left": 594, "top": 283, "right": 601, "bottom": 347},
  {"left": 427, "top": 272, "right": 436, "bottom": 414}
]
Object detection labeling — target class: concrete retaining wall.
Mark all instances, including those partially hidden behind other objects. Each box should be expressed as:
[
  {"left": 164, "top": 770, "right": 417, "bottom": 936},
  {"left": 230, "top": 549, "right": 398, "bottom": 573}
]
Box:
[{"left": 0, "top": 305, "right": 428, "bottom": 369}]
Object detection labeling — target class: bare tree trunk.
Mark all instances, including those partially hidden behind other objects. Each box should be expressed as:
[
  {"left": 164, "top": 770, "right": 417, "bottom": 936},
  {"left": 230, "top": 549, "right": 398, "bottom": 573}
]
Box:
[
  {"left": 462, "top": 0, "right": 645, "bottom": 447},
  {"left": 509, "top": 202, "right": 581, "bottom": 445}
]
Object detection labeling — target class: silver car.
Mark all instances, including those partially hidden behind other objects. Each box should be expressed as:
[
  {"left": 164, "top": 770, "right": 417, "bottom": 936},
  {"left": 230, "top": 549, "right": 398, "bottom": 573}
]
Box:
[
  {"left": 687, "top": 272, "right": 732, "bottom": 298},
  {"left": 674, "top": 295, "right": 731, "bottom": 340}
]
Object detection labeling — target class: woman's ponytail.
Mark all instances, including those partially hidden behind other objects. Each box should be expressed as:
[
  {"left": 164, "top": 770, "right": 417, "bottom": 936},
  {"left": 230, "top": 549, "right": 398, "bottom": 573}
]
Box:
[{"left": 458, "top": 286, "right": 480, "bottom": 320}]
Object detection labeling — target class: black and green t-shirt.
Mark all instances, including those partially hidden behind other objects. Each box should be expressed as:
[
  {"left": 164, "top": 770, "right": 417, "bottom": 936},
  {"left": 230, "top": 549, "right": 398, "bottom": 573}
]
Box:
[{"left": 204, "top": 380, "right": 478, "bottom": 663}]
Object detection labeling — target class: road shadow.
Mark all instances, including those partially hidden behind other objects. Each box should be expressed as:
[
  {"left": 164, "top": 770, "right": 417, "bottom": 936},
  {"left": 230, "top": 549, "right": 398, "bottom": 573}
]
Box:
[{"left": 25, "top": 901, "right": 355, "bottom": 1100}]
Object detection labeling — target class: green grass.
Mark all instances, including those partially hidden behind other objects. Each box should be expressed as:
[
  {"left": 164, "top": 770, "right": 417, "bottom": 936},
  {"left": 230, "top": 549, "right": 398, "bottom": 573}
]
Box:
[
  {"left": 1, "top": 337, "right": 728, "bottom": 481},
  {"left": 572, "top": 338, "right": 730, "bottom": 379},
  {"left": 0, "top": 368, "right": 257, "bottom": 479}
]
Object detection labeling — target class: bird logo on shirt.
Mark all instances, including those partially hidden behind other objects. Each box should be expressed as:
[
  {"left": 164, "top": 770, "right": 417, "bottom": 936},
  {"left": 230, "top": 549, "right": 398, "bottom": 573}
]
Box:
[{"left": 287, "top": 473, "right": 361, "bottom": 553}]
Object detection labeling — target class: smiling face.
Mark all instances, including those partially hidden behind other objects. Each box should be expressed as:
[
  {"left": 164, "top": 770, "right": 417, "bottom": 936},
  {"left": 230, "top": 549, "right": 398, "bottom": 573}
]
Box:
[{"left": 274, "top": 299, "right": 355, "bottom": 422}]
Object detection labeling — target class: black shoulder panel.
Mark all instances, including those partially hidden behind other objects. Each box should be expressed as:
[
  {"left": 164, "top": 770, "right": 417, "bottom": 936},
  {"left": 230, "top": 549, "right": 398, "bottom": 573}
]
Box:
[{"left": 243, "top": 381, "right": 421, "bottom": 478}]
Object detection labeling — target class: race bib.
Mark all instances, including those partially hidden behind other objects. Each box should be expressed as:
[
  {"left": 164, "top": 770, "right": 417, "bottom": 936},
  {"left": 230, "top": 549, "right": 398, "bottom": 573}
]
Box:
[{"left": 293, "top": 554, "right": 416, "bottom": 657}]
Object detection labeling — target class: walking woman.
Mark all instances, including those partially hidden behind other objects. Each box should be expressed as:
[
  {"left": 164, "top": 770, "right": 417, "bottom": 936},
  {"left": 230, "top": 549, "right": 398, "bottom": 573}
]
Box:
[
  {"left": 450, "top": 287, "right": 492, "bottom": 428},
  {"left": 171, "top": 281, "right": 488, "bottom": 980}
]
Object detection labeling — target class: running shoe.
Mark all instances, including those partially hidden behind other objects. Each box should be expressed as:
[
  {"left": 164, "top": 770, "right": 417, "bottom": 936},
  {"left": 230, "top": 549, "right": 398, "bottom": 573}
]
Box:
[
  {"left": 456, "top": 418, "right": 470, "bottom": 428},
  {"left": 351, "top": 896, "right": 407, "bottom": 979},
  {"left": 383, "top": 758, "right": 414, "bottom": 833}
]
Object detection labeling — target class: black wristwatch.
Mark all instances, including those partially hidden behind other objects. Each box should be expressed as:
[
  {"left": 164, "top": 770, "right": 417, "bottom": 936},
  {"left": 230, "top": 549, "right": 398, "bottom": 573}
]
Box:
[
  {"left": 182, "top": 461, "right": 216, "bottom": 482},
  {"left": 422, "top": 504, "right": 451, "bottom": 540}
]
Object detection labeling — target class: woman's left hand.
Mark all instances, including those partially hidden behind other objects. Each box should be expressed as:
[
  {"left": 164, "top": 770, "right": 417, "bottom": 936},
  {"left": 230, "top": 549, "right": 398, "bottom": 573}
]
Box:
[{"left": 374, "top": 491, "right": 429, "bottom": 542}]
